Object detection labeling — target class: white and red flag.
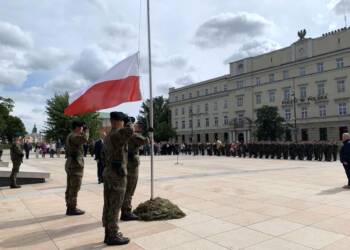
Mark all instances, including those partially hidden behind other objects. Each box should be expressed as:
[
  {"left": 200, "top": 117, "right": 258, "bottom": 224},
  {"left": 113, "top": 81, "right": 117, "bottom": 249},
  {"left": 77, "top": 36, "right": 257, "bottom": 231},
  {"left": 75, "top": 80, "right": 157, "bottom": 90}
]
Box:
[{"left": 64, "top": 52, "right": 142, "bottom": 116}]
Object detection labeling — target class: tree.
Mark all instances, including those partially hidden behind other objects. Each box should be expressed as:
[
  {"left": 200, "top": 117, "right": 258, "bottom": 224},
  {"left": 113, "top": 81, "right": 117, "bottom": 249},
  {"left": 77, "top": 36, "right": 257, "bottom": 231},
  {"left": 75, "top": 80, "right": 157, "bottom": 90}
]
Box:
[
  {"left": 44, "top": 92, "right": 101, "bottom": 143},
  {"left": 4, "top": 116, "right": 26, "bottom": 142},
  {"left": 138, "top": 96, "right": 176, "bottom": 142},
  {"left": 255, "top": 106, "right": 285, "bottom": 141}
]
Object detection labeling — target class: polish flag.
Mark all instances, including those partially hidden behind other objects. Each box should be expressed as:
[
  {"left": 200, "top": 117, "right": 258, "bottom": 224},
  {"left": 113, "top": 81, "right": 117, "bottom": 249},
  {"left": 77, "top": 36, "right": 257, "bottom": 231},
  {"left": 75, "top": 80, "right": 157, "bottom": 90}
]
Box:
[{"left": 64, "top": 52, "right": 142, "bottom": 116}]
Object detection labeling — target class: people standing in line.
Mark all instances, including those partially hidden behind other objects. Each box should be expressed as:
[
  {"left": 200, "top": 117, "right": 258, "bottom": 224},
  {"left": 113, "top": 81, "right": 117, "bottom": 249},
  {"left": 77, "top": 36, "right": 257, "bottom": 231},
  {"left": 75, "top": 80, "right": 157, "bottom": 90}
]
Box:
[
  {"left": 56, "top": 140, "right": 62, "bottom": 158},
  {"left": 49, "top": 142, "right": 56, "bottom": 158},
  {"left": 34, "top": 143, "right": 40, "bottom": 158},
  {"left": 340, "top": 133, "right": 350, "bottom": 189},
  {"left": 94, "top": 132, "right": 105, "bottom": 184},
  {"left": 64, "top": 121, "right": 88, "bottom": 216},
  {"left": 23, "top": 140, "right": 31, "bottom": 159},
  {"left": 121, "top": 121, "right": 150, "bottom": 221},
  {"left": 9, "top": 136, "right": 24, "bottom": 189},
  {"left": 102, "top": 112, "right": 133, "bottom": 246}
]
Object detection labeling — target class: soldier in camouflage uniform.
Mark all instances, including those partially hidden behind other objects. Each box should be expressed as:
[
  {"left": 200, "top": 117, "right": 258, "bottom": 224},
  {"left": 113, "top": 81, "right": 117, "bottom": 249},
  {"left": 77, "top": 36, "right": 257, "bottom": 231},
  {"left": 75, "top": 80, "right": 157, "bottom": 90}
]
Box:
[
  {"left": 102, "top": 112, "right": 133, "bottom": 246},
  {"left": 332, "top": 141, "right": 339, "bottom": 161},
  {"left": 0, "top": 143, "right": 3, "bottom": 161},
  {"left": 9, "top": 137, "right": 24, "bottom": 188},
  {"left": 121, "top": 121, "right": 149, "bottom": 221},
  {"left": 65, "top": 121, "right": 88, "bottom": 216}
]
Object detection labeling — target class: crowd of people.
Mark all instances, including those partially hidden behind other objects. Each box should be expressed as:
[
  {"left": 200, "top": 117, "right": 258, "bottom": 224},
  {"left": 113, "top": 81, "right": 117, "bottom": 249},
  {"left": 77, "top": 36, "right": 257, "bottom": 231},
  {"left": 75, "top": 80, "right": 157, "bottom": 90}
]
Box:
[{"left": 142, "top": 141, "right": 339, "bottom": 162}]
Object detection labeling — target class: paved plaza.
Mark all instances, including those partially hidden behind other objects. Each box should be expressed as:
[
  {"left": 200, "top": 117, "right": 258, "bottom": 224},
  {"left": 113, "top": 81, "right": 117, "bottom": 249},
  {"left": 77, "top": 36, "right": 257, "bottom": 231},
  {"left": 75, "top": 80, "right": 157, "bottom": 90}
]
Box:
[{"left": 1, "top": 154, "right": 350, "bottom": 249}]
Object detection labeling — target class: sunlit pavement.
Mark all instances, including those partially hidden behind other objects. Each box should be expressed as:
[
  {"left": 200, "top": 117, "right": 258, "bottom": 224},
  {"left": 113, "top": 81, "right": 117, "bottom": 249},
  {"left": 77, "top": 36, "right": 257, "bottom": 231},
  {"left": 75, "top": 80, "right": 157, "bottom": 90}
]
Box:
[{"left": 1, "top": 153, "right": 350, "bottom": 249}]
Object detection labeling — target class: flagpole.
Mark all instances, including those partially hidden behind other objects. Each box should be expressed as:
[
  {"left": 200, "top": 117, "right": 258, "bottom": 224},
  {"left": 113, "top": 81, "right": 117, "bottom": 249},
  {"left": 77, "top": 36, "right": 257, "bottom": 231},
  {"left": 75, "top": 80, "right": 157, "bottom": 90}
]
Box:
[{"left": 147, "top": 0, "right": 154, "bottom": 200}]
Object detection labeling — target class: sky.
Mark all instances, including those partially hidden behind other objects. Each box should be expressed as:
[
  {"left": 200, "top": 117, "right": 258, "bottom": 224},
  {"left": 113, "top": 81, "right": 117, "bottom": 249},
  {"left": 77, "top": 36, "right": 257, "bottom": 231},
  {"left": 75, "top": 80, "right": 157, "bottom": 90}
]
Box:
[{"left": 0, "top": 0, "right": 349, "bottom": 133}]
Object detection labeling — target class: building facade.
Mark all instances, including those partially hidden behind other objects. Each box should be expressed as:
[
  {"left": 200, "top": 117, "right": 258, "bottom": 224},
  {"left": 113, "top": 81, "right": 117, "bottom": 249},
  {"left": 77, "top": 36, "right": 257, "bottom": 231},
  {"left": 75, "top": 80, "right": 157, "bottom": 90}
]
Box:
[{"left": 169, "top": 28, "right": 350, "bottom": 143}]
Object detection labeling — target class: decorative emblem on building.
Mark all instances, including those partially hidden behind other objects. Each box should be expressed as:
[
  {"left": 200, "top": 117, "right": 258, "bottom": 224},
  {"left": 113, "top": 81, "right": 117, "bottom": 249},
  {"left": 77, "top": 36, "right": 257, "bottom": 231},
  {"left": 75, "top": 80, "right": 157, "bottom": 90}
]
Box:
[{"left": 298, "top": 29, "right": 307, "bottom": 40}]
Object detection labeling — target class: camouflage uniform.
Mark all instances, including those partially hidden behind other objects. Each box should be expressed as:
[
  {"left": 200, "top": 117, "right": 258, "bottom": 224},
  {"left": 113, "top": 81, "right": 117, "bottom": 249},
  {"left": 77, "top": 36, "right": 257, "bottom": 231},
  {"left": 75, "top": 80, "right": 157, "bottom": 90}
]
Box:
[
  {"left": 65, "top": 131, "right": 87, "bottom": 210},
  {"left": 102, "top": 125, "right": 133, "bottom": 236},
  {"left": 10, "top": 142, "right": 24, "bottom": 187},
  {"left": 121, "top": 133, "right": 149, "bottom": 216}
]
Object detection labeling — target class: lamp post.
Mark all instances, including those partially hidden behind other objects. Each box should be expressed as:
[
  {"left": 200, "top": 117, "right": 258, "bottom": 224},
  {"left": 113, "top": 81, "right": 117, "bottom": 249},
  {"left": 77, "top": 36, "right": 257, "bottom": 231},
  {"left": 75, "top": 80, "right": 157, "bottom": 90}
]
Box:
[{"left": 291, "top": 91, "right": 298, "bottom": 143}]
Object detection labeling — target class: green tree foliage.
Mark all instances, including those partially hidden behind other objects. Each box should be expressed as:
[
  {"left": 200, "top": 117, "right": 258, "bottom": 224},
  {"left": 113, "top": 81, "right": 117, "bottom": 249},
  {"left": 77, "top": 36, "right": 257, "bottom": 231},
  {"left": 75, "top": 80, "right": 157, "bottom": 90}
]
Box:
[
  {"left": 255, "top": 105, "right": 285, "bottom": 141},
  {"left": 44, "top": 92, "right": 101, "bottom": 143},
  {"left": 0, "top": 97, "right": 26, "bottom": 142},
  {"left": 138, "top": 96, "right": 176, "bottom": 142}
]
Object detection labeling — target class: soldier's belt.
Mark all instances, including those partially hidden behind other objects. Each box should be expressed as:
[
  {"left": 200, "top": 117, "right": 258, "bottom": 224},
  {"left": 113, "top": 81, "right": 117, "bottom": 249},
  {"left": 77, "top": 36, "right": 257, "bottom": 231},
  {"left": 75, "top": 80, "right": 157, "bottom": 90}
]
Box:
[{"left": 111, "top": 160, "right": 126, "bottom": 177}]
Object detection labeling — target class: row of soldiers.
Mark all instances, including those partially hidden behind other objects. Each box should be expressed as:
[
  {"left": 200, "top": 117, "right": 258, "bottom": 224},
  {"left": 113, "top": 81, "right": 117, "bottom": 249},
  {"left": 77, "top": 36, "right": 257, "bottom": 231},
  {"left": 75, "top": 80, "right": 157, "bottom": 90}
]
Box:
[{"left": 145, "top": 141, "right": 339, "bottom": 161}]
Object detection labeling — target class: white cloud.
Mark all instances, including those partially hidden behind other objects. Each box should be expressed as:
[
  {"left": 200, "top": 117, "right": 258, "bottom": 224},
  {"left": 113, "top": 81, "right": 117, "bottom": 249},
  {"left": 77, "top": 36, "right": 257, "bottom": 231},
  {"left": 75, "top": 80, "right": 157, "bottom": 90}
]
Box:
[
  {"left": 153, "top": 54, "right": 188, "bottom": 69},
  {"left": 175, "top": 74, "right": 195, "bottom": 85},
  {"left": 224, "top": 39, "right": 280, "bottom": 64},
  {"left": 0, "top": 66, "right": 28, "bottom": 86},
  {"left": 328, "top": 0, "right": 350, "bottom": 15},
  {"left": 0, "top": 21, "right": 32, "bottom": 49},
  {"left": 193, "top": 12, "right": 272, "bottom": 49},
  {"left": 43, "top": 72, "right": 88, "bottom": 94}
]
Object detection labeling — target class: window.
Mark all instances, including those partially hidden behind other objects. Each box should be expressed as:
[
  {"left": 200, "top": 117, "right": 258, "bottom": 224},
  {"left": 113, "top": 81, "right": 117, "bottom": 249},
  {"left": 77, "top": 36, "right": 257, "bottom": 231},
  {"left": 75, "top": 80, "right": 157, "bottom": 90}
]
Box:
[
  {"left": 214, "top": 101, "right": 218, "bottom": 111},
  {"left": 175, "top": 96, "right": 178, "bottom": 101},
  {"left": 181, "top": 120, "right": 185, "bottom": 129},
  {"left": 339, "top": 127, "right": 348, "bottom": 140},
  {"left": 317, "top": 83, "right": 325, "bottom": 96},
  {"left": 175, "top": 108, "right": 178, "bottom": 116},
  {"left": 224, "top": 100, "right": 228, "bottom": 109},
  {"left": 223, "top": 84, "right": 228, "bottom": 91},
  {"left": 196, "top": 105, "right": 200, "bottom": 113},
  {"left": 336, "top": 58, "right": 344, "bottom": 69},
  {"left": 300, "top": 86, "right": 307, "bottom": 99},
  {"left": 197, "top": 90, "right": 200, "bottom": 96},
  {"left": 236, "top": 80, "right": 244, "bottom": 89},
  {"left": 189, "top": 119, "right": 193, "bottom": 128},
  {"left": 214, "top": 86, "right": 218, "bottom": 93},
  {"left": 256, "top": 77, "right": 261, "bottom": 86},
  {"left": 189, "top": 92, "right": 192, "bottom": 98},
  {"left": 197, "top": 119, "right": 201, "bottom": 128},
  {"left": 317, "top": 63, "right": 324, "bottom": 73},
  {"left": 283, "top": 70, "right": 289, "bottom": 80},
  {"left": 320, "top": 128, "right": 328, "bottom": 141},
  {"left": 337, "top": 79, "right": 346, "bottom": 93},
  {"left": 285, "top": 108, "right": 291, "bottom": 121},
  {"left": 182, "top": 94, "right": 185, "bottom": 100},
  {"left": 214, "top": 117, "right": 218, "bottom": 127},
  {"left": 301, "top": 107, "right": 308, "bottom": 119},
  {"left": 269, "top": 73, "right": 275, "bottom": 82},
  {"left": 299, "top": 66, "right": 306, "bottom": 76},
  {"left": 237, "top": 96, "right": 244, "bottom": 107},
  {"left": 256, "top": 94, "right": 261, "bottom": 104},
  {"left": 205, "top": 89, "right": 209, "bottom": 95},
  {"left": 181, "top": 107, "right": 185, "bottom": 115},
  {"left": 224, "top": 116, "right": 229, "bottom": 126},
  {"left": 205, "top": 118, "right": 209, "bottom": 127},
  {"left": 301, "top": 129, "right": 309, "bottom": 141},
  {"left": 319, "top": 105, "right": 326, "bottom": 118},
  {"left": 283, "top": 88, "right": 291, "bottom": 101},
  {"left": 269, "top": 91, "right": 275, "bottom": 103},
  {"left": 205, "top": 103, "right": 209, "bottom": 112},
  {"left": 175, "top": 121, "right": 178, "bottom": 129},
  {"left": 339, "top": 103, "right": 347, "bottom": 116},
  {"left": 189, "top": 106, "right": 192, "bottom": 114}
]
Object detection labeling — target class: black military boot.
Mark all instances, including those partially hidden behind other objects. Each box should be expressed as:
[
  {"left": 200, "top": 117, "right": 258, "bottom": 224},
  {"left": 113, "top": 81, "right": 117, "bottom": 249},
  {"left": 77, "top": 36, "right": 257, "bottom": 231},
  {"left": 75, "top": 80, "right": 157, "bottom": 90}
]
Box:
[
  {"left": 66, "top": 208, "right": 85, "bottom": 216},
  {"left": 105, "top": 232, "right": 130, "bottom": 246},
  {"left": 121, "top": 212, "right": 139, "bottom": 221},
  {"left": 10, "top": 184, "right": 21, "bottom": 189}
]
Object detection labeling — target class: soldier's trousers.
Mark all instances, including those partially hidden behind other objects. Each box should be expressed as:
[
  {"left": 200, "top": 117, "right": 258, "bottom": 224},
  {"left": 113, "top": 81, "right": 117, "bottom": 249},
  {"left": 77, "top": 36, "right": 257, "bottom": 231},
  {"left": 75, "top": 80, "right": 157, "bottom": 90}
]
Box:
[
  {"left": 102, "top": 176, "right": 127, "bottom": 235},
  {"left": 122, "top": 166, "right": 139, "bottom": 214},
  {"left": 65, "top": 169, "right": 83, "bottom": 209},
  {"left": 342, "top": 164, "right": 350, "bottom": 186},
  {"left": 10, "top": 162, "right": 21, "bottom": 185}
]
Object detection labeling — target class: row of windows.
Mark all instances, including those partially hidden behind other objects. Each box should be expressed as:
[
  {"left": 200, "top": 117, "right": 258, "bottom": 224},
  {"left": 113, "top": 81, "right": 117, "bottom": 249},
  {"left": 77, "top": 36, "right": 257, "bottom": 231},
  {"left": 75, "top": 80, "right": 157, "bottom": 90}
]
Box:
[
  {"left": 283, "top": 103, "right": 348, "bottom": 121},
  {"left": 175, "top": 116, "right": 230, "bottom": 129},
  {"left": 174, "top": 84, "right": 228, "bottom": 102},
  {"left": 174, "top": 100, "right": 229, "bottom": 116}
]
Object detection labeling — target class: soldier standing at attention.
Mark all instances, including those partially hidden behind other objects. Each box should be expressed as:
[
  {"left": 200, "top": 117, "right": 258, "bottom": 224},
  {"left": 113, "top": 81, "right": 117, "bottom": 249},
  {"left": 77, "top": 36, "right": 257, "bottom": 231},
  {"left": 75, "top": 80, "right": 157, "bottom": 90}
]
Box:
[
  {"left": 121, "top": 121, "right": 150, "bottom": 221},
  {"left": 9, "top": 136, "right": 24, "bottom": 188},
  {"left": 102, "top": 112, "right": 133, "bottom": 246},
  {"left": 65, "top": 121, "right": 88, "bottom": 216},
  {"left": 340, "top": 133, "right": 350, "bottom": 188}
]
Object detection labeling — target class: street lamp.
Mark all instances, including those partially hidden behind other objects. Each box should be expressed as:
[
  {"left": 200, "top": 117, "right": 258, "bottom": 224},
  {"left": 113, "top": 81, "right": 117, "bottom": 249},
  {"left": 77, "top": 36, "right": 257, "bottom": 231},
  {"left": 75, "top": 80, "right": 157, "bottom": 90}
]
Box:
[{"left": 291, "top": 91, "right": 298, "bottom": 143}]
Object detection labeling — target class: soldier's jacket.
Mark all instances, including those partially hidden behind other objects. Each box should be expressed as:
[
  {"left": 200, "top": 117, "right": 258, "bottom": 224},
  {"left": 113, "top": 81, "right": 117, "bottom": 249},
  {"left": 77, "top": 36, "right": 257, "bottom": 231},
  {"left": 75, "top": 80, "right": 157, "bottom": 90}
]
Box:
[
  {"left": 65, "top": 132, "right": 88, "bottom": 174},
  {"left": 10, "top": 142, "right": 24, "bottom": 163},
  {"left": 102, "top": 126, "right": 133, "bottom": 179},
  {"left": 128, "top": 133, "right": 149, "bottom": 168}
]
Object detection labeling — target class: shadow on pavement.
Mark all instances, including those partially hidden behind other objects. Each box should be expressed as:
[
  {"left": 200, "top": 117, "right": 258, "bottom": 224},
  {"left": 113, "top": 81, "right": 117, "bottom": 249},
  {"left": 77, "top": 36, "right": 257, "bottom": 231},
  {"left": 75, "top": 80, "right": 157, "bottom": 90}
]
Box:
[
  {"left": 0, "top": 214, "right": 65, "bottom": 229},
  {"left": 317, "top": 186, "right": 350, "bottom": 195}
]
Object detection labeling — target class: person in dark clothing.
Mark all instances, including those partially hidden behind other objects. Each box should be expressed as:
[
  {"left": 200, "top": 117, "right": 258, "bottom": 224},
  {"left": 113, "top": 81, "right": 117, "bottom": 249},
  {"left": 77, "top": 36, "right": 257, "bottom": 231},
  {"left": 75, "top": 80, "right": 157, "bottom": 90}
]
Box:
[
  {"left": 94, "top": 133, "right": 105, "bottom": 184},
  {"left": 23, "top": 141, "right": 31, "bottom": 159},
  {"left": 340, "top": 133, "right": 350, "bottom": 189}
]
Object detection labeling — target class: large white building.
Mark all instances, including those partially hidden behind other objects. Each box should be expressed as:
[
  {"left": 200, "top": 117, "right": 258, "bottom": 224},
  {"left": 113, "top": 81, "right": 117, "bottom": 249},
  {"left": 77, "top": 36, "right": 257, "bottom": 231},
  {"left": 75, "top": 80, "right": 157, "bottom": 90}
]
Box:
[{"left": 169, "top": 28, "right": 350, "bottom": 143}]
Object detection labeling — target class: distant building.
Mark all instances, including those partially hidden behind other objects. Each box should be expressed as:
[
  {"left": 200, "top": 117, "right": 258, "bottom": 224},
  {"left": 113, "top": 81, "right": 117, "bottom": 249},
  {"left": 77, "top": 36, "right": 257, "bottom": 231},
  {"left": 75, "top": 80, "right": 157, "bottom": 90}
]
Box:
[
  {"left": 169, "top": 28, "right": 350, "bottom": 143},
  {"left": 98, "top": 112, "right": 111, "bottom": 133}
]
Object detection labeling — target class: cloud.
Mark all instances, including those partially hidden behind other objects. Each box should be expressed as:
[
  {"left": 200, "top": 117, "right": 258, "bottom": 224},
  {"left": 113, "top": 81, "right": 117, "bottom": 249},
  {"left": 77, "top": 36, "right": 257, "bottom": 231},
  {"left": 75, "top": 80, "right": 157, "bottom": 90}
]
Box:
[
  {"left": 0, "top": 21, "right": 32, "bottom": 49},
  {"left": 193, "top": 12, "right": 272, "bottom": 49},
  {"left": 31, "top": 108, "right": 44, "bottom": 114},
  {"left": 43, "top": 73, "right": 88, "bottom": 94},
  {"left": 0, "top": 66, "right": 28, "bottom": 86},
  {"left": 175, "top": 74, "right": 195, "bottom": 85},
  {"left": 18, "top": 47, "right": 70, "bottom": 71},
  {"left": 224, "top": 39, "right": 280, "bottom": 64},
  {"left": 71, "top": 48, "right": 109, "bottom": 82},
  {"left": 328, "top": 0, "right": 350, "bottom": 15},
  {"left": 153, "top": 55, "right": 188, "bottom": 69},
  {"left": 157, "top": 83, "right": 173, "bottom": 95}
]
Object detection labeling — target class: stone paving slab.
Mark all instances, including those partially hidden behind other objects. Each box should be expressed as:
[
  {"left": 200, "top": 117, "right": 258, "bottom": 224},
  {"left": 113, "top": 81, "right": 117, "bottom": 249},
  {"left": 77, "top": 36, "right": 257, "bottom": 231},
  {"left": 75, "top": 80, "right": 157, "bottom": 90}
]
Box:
[{"left": 0, "top": 154, "right": 350, "bottom": 249}]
